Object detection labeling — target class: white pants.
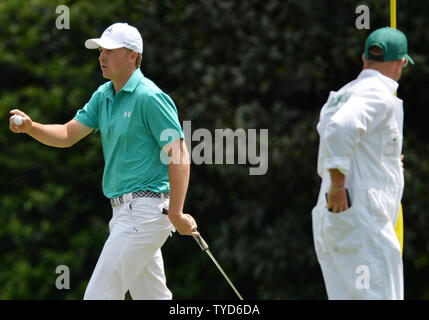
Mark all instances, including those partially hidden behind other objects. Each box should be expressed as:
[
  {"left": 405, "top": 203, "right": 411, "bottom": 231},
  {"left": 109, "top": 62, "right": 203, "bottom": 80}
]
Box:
[
  {"left": 312, "top": 188, "right": 403, "bottom": 300},
  {"left": 84, "top": 196, "right": 175, "bottom": 300}
]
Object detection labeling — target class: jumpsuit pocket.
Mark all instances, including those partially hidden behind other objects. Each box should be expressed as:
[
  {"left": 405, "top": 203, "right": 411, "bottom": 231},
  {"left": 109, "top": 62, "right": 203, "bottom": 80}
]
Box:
[
  {"left": 324, "top": 207, "right": 361, "bottom": 253},
  {"left": 381, "top": 132, "right": 401, "bottom": 161}
]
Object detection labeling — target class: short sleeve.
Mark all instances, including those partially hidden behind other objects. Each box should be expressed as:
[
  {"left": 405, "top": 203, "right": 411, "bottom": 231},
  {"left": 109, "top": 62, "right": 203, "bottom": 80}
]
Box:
[
  {"left": 74, "top": 90, "right": 101, "bottom": 132},
  {"left": 143, "top": 92, "right": 184, "bottom": 148}
]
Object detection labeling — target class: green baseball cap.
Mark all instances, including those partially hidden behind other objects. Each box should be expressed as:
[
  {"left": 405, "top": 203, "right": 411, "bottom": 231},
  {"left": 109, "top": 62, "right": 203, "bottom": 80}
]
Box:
[{"left": 364, "top": 27, "right": 414, "bottom": 65}]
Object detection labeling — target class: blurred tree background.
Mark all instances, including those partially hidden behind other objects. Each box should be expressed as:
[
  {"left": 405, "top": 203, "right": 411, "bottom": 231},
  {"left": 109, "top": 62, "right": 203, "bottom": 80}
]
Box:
[{"left": 0, "top": 0, "right": 428, "bottom": 299}]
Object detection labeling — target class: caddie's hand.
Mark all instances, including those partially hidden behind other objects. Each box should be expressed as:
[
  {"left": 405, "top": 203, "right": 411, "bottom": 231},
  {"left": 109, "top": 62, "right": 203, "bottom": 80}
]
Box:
[
  {"left": 168, "top": 212, "right": 200, "bottom": 236},
  {"left": 326, "top": 187, "right": 349, "bottom": 213},
  {"left": 9, "top": 109, "right": 32, "bottom": 134}
]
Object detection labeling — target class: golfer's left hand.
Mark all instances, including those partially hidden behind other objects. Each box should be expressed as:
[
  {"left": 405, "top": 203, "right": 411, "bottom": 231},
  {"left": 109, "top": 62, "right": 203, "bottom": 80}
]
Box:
[{"left": 168, "top": 212, "right": 200, "bottom": 236}]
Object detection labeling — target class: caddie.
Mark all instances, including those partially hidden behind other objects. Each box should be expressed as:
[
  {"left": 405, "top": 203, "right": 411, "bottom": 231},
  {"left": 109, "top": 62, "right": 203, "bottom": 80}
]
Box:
[{"left": 311, "top": 27, "right": 413, "bottom": 299}]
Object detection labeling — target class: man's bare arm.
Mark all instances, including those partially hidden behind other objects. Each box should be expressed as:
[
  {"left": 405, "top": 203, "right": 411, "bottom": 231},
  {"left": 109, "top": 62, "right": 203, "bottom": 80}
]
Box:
[
  {"left": 10, "top": 109, "right": 93, "bottom": 148},
  {"left": 162, "top": 139, "right": 199, "bottom": 236}
]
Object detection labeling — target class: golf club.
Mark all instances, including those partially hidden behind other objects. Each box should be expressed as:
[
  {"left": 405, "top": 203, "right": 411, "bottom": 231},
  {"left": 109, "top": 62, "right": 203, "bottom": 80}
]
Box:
[{"left": 193, "top": 235, "right": 244, "bottom": 300}]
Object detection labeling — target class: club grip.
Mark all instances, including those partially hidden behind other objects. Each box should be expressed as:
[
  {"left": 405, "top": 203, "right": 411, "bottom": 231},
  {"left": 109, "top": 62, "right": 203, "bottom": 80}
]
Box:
[{"left": 193, "top": 235, "right": 209, "bottom": 251}]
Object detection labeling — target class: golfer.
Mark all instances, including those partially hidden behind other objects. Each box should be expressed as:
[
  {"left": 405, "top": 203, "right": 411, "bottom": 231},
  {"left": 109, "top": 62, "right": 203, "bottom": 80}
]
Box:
[
  {"left": 312, "top": 27, "right": 413, "bottom": 299},
  {"left": 9, "top": 22, "right": 199, "bottom": 300}
]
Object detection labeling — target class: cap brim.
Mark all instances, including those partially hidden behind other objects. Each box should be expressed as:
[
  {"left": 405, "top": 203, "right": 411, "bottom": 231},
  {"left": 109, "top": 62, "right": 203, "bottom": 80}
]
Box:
[
  {"left": 405, "top": 54, "right": 415, "bottom": 65},
  {"left": 85, "top": 38, "right": 123, "bottom": 50}
]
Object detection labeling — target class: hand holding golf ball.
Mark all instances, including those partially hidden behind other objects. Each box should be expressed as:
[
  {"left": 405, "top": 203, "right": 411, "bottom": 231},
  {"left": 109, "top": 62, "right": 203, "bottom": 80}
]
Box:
[
  {"left": 9, "top": 110, "right": 32, "bottom": 133},
  {"left": 13, "top": 115, "right": 23, "bottom": 125}
]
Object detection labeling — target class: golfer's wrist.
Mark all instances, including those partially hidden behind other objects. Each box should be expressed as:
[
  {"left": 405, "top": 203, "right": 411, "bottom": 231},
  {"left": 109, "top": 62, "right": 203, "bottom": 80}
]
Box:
[
  {"left": 329, "top": 186, "right": 345, "bottom": 192},
  {"left": 26, "top": 121, "right": 38, "bottom": 136},
  {"left": 26, "top": 122, "right": 35, "bottom": 135},
  {"left": 167, "top": 210, "right": 183, "bottom": 216}
]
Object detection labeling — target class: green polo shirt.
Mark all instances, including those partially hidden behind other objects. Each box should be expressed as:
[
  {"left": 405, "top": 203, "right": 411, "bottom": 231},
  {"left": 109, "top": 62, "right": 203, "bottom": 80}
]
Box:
[{"left": 74, "top": 69, "right": 184, "bottom": 198}]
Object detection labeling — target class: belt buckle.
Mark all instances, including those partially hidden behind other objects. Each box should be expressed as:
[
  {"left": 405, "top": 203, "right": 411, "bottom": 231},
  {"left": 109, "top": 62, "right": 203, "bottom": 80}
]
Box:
[{"left": 123, "top": 192, "right": 133, "bottom": 203}]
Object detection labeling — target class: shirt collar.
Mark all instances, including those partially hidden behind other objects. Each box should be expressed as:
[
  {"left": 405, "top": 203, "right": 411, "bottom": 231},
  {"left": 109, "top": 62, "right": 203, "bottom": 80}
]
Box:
[
  {"left": 105, "top": 68, "right": 144, "bottom": 101},
  {"left": 121, "top": 68, "right": 144, "bottom": 93},
  {"left": 358, "top": 69, "right": 399, "bottom": 96}
]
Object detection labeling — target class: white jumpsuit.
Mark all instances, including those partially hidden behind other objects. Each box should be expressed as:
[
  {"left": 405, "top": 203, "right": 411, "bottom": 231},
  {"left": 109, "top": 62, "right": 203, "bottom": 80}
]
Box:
[{"left": 312, "top": 69, "right": 404, "bottom": 300}]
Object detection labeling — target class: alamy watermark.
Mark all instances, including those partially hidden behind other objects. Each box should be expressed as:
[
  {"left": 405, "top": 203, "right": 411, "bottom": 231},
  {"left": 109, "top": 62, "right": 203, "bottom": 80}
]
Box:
[
  {"left": 160, "top": 121, "right": 269, "bottom": 176},
  {"left": 55, "top": 265, "right": 70, "bottom": 290},
  {"left": 355, "top": 264, "right": 370, "bottom": 290},
  {"left": 355, "top": 4, "right": 370, "bottom": 30},
  {"left": 55, "top": 5, "right": 70, "bottom": 30}
]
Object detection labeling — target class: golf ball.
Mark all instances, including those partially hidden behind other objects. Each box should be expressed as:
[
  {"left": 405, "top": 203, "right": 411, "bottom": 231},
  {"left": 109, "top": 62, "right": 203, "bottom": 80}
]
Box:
[{"left": 13, "top": 115, "right": 23, "bottom": 125}]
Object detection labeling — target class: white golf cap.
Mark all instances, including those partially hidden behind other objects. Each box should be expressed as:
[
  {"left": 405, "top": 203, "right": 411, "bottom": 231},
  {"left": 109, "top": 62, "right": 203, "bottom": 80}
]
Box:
[{"left": 85, "top": 23, "right": 143, "bottom": 54}]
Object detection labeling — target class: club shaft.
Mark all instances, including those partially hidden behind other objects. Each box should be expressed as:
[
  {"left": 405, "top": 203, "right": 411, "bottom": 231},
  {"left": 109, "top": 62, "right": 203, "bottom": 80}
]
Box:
[
  {"left": 194, "top": 235, "right": 243, "bottom": 300},
  {"left": 205, "top": 249, "right": 244, "bottom": 300}
]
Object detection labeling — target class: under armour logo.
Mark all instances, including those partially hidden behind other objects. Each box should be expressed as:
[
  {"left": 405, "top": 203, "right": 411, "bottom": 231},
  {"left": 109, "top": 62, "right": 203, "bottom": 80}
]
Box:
[
  {"left": 105, "top": 27, "right": 113, "bottom": 34},
  {"left": 124, "top": 112, "right": 132, "bottom": 118}
]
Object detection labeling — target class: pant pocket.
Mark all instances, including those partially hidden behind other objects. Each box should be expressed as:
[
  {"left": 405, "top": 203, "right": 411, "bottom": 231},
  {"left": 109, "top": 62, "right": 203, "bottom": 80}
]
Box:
[
  {"left": 129, "top": 198, "right": 173, "bottom": 234},
  {"left": 324, "top": 207, "right": 361, "bottom": 253}
]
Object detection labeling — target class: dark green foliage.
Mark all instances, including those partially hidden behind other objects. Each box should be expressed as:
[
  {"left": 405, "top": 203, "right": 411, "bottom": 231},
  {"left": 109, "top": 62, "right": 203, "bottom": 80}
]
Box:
[{"left": 0, "top": 0, "right": 428, "bottom": 299}]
